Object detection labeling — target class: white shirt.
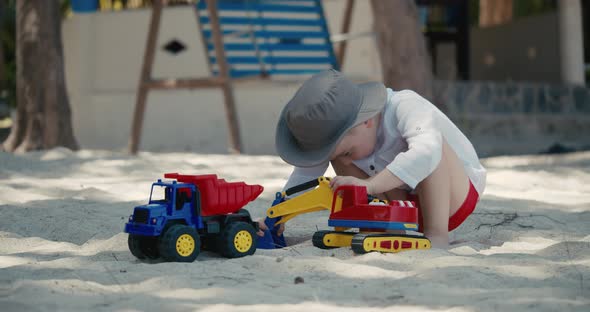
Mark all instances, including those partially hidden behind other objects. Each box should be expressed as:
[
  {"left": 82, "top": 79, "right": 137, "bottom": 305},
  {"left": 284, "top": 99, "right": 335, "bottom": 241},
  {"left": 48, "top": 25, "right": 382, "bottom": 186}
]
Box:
[{"left": 283, "top": 89, "right": 487, "bottom": 196}]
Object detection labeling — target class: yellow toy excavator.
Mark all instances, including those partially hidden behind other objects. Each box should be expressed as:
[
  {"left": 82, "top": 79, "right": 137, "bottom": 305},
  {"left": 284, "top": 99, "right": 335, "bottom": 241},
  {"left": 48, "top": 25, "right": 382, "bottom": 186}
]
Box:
[{"left": 264, "top": 177, "right": 431, "bottom": 254}]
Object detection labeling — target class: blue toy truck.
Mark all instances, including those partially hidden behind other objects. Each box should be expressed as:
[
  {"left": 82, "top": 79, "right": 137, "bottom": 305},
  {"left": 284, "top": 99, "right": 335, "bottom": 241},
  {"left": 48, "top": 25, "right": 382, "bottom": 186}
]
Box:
[{"left": 124, "top": 173, "right": 263, "bottom": 262}]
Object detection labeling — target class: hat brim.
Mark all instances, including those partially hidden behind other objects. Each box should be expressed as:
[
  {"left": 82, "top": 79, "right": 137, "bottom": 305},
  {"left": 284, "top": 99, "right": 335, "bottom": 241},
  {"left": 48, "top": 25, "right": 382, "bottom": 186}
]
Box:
[{"left": 276, "top": 81, "right": 386, "bottom": 168}]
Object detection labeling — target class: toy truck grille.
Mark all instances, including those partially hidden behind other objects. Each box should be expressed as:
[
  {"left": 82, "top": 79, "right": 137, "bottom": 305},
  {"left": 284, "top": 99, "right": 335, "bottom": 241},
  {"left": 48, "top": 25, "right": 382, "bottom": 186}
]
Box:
[{"left": 133, "top": 209, "right": 149, "bottom": 224}]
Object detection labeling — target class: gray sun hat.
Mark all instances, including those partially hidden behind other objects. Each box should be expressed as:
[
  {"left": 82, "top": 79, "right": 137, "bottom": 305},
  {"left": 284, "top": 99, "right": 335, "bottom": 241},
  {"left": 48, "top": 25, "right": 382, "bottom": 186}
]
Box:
[{"left": 276, "top": 69, "right": 386, "bottom": 167}]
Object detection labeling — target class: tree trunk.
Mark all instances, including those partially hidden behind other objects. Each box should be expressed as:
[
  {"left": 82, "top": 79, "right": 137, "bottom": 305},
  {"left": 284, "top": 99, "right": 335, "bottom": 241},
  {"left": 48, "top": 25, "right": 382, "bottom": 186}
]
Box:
[
  {"left": 0, "top": 0, "right": 5, "bottom": 91},
  {"left": 3, "top": 0, "right": 78, "bottom": 152},
  {"left": 370, "top": 0, "right": 433, "bottom": 102},
  {"left": 0, "top": 42, "right": 4, "bottom": 92},
  {"left": 479, "top": 0, "right": 513, "bottom": 28}
]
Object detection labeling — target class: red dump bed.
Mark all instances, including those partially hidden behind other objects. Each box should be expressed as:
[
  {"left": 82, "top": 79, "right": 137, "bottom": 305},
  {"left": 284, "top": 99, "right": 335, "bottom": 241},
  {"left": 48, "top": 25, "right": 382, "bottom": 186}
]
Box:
[{"left": 164, "top": 173, "right": 263, "bottom": 216}]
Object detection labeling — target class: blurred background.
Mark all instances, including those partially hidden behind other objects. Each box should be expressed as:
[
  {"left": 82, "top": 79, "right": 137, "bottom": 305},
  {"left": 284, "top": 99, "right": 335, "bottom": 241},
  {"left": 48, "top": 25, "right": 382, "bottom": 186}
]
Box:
[{"left": 0, "top": 0, "right": 588, "bottom": 157}]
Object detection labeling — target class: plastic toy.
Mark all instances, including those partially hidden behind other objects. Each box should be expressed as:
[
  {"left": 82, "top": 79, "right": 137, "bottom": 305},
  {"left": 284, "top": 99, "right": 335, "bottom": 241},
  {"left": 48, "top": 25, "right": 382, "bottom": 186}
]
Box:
[
  {"left": 124, "top": 173, "right": 262, "bottom": 262},
  {"left": 265, "top": 177, "right": 431, "bottom": 254},
  {"left": 256, "top": 194, "right": 288, "bottom": 249}
]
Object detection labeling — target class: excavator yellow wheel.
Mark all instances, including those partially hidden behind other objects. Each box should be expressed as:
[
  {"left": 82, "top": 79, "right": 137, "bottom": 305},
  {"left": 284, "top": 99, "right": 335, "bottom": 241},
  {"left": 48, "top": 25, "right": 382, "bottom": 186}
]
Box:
[
  {"left": 351, "top": 233, "right": 431, "bottom": 254},
  {"left": 312, "top": 230, "right": 355, "bottom": 249}
]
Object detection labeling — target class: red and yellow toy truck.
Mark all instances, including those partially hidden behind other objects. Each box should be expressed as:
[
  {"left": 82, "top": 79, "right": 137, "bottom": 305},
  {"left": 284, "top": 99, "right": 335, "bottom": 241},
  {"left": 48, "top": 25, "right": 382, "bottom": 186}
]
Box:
[
  {"left": 266, "top": 177, "right": 431, "bottom": 254},
  {"left": 124, "top": 173, "right": 262, "bottom": 262}
]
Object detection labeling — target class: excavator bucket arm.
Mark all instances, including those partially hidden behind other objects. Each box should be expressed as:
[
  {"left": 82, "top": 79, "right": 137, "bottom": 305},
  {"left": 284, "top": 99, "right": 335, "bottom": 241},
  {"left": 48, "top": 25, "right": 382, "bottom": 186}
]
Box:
[{"left": 266, "top": 177, "right": 334, "bottom": 225}]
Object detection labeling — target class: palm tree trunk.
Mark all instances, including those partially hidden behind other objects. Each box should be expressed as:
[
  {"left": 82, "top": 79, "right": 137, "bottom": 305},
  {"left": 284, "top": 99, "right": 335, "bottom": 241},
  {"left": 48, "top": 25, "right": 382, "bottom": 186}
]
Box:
[
  {"left": 370, "top": 0, "right": 434, "bottom": 101},
  {"left": 3, "top": 0, "right": 78, "bottom": 152},
  {"left": 0, "top": 0, "right": 5, "bottom": 91}
]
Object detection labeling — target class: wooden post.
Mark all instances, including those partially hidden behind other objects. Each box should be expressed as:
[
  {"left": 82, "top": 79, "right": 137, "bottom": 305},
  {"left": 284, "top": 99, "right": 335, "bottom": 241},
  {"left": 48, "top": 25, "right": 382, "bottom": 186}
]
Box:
[
  {"left": 206, "top": 0, "right": 242, "bottom": 153},
  {"left": 128, "top": 0, "right": 243, "bottom": 154},
  {"left": 337, "top": 0, "right": 355, "bottom": 68},
  {"left": 128, "top": 0, "right": 162, "bottom": 154},
  {"left": 558, "top": 0, "right": 585, "bottom": 85},
  {"left": 479, "top": 0, "right": 513, "bottom": 28},
  {"left": 193, "top": 2, "right": 214, "bottom": 76}
]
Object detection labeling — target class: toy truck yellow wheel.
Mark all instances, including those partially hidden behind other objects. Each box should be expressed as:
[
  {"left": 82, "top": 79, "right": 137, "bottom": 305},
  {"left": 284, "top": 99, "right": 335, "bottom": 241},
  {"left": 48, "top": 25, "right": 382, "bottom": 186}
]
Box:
[
  {"left": 176, "top": 234, "right": 196, "bottom": 257},
  {"left": 234, "top": 230, "right": 253, "bottom": 252},
  {"left": 219, "top": 222, "right": 257, "bottom": 258},
  {"left": 159, "top": 224, "right": 201, "bottom": 262}
]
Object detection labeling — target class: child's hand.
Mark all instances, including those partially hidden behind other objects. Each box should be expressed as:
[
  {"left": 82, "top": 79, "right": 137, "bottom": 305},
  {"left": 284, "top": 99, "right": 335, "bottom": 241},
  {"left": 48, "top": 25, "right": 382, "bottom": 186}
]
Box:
[
  {"left": 329, "top": 176, "right": 374, "bottom": 194},
  {"left": 256, "top": 219, "right": 267, "bottom": 237},
  {"left": 256, "top": 218, "right": 285, "bottom": 237}
]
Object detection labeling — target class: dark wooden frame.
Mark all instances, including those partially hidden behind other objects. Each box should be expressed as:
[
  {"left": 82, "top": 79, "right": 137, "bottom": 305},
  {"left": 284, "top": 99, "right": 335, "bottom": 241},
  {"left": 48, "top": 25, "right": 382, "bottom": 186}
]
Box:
[
  {"left": 128, "top": 0, "right": 242, "bottom": 154},
  {"left": 336, "top": 0, "right": 355, "bottom": 67}
]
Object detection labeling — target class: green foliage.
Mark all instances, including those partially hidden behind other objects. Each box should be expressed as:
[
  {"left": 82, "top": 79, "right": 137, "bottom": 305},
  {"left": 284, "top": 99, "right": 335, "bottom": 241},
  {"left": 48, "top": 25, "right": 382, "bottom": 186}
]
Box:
[
  {"left": 468, "top": 0, "right": 480, "bottom": 26},
  {"left": 61, "top": 0, "right": 73, "bottom": 17},
  {"left": 0, "top": 0, "right": 16, "bottom": 109},
  {"left": 513, "top": 0, "right": 557, "bottom": 18}
]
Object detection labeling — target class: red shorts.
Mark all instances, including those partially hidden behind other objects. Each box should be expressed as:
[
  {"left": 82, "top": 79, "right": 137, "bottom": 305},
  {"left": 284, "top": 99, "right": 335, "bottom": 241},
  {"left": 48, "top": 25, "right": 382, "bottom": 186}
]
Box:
[{"left": 409, "top": 180, "right": 479, "bottom": 232}]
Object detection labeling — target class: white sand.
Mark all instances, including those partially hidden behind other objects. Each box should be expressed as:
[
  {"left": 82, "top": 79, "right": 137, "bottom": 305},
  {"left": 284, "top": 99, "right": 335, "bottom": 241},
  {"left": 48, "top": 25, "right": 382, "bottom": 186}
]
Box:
[{"left": 0, "top": 148, "right": 589, "bottom": 311}]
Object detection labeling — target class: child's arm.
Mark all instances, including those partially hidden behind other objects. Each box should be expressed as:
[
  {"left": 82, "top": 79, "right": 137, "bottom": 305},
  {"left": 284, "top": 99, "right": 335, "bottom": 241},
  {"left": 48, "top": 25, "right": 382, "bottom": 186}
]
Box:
[
  {"left": 283, "top": 162, "right": 329, "bottom": 196},
  {"left": 385, "top": 92, "right": 443, "bottom": 190},
  {"left": 331, "top": 91, "right": 443, "bottom": 195},
  {"left": 329, "top": 169, "right": 404, "bottom": 195}
]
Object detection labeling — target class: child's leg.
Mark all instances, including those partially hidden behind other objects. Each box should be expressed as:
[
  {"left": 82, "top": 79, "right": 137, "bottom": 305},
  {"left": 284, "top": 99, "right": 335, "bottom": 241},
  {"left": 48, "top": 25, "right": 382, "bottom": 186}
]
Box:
[{"left": 416, "top": 139, "right": 470, "bottom": 247}]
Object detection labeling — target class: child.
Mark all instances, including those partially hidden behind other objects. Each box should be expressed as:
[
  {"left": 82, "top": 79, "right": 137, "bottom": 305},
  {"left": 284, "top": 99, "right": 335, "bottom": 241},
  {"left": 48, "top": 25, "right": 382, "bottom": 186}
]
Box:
[{"left": 269, "top": 69, "right": 486, "bottom": 247}]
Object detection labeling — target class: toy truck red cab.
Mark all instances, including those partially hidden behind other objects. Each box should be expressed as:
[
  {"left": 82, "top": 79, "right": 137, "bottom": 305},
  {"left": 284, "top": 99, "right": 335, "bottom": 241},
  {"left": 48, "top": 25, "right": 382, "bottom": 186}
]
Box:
[{"left": 124, "top": 173, "right": 263, "bottom": 262}]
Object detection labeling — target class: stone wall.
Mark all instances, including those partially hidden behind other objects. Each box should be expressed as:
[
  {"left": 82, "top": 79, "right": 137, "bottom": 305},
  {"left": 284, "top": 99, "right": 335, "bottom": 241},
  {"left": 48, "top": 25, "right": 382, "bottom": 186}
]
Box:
[{"left": 436, "top": 81, "right": 590, "bottom": 157}]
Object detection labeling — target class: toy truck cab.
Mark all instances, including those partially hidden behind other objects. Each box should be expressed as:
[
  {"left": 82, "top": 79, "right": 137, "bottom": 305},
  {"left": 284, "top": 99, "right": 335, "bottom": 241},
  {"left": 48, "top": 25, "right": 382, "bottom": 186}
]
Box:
[
  {"left": 125, "top": 180, "right": 200, "bottom": 237},
  {"left": 124, "top": 174, "right": 262, "bottom": 262}
]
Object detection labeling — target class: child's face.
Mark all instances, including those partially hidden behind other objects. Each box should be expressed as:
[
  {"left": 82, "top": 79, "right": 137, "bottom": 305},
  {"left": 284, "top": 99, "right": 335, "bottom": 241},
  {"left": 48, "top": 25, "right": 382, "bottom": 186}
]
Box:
[{"left": 329, "top": 116, "right": 379, "bottom": 165}]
